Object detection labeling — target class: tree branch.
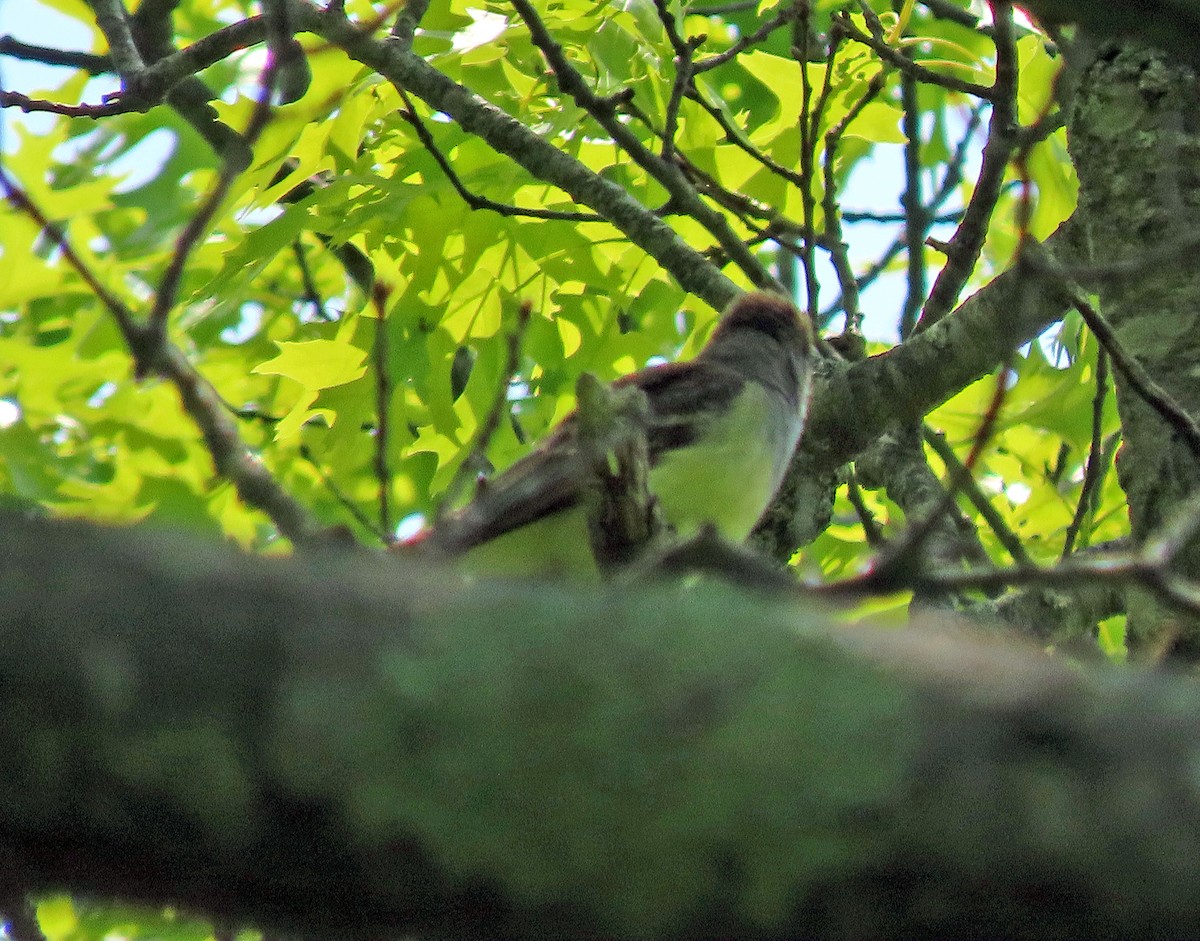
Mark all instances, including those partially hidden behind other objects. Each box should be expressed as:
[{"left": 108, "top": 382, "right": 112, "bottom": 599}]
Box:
[
  {"left": 88, "top": 0, "right": 147, "bottom": 78},
  {"left": 916, "top": 0, "right": 1018, "bottom": 329},
  {"left": 836, "top": 11, "right": 997, "bottom": 102},
  {"left": 510, "top": 0, "right": 781, "bottom": 293},
  {"left": 7, "top": 514, "right": 1200, "bottom": 936},
  {"left": 0, "top": 169, "right": 326, "bottom": 548},
  {"left": 799, "top": 221, "right": 1083, "bottom": 479},
  {"left": 0, "top": 35, "right": 110, "bottom": 72},
  {"left": 280, "top": 0, "right": 741, "bottom": 312}
]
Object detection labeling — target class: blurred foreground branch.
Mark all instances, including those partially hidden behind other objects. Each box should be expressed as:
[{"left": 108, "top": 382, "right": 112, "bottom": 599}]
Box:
[{"left": 3, "top": 515, "right": 1200, "bottom": 938}]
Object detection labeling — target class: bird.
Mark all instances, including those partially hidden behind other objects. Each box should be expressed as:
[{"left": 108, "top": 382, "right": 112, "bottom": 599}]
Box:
[{"left": 411, "top": 291, "right": 814, "bottom": 576}]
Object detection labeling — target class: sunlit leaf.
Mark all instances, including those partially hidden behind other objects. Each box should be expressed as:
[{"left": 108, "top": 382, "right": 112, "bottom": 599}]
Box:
[{"left": 253, "top": 339, "right": 368, "bottom": 389}]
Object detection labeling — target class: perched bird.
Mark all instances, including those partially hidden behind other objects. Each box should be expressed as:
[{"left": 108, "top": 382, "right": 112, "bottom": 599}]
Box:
[{"left": 414, "top": 291, "right": 814, "bottom": 575}]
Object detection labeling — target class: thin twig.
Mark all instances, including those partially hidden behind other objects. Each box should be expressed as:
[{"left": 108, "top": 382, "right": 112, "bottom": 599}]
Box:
[
  {"left": 371, "top": 283, "right": 394, "bottom": 541},
  {"left": 797, "top": 21, "right": 855, "bottom": 337},
  {"left": 0, "top": 89, "right": 139, "bottom": 117},
  {"left": 1022, "top": 241, "right": 1200, "bottom": 462},
  {"left": 395, "top": 87, "right": 602, "bottom": 221},
  {"left": 653, "top": 0, "right": 700, "bottom": 161},
  {"left": 836, "top": 11, "right": 997, "bottom": 102},
  {"left": 842, "top": 207, "right": 966, "bottom": 225},
  {"left": 923, "top": 426, "right": 1033, "bottom": 566},
  {"left": 1, "top": 172, "right": 143, "bottom": 348},
  {"left": 291, "top": 239, "right": 334, "bottom": 321},
  {"left": 693, "top": 4, "right": 795, "bottom": 72},
  {"left": 1077, "top": 298, "right": 1200, "bottom": 460},
  {"left": 299, "top": 444, "right": 386, "bottom": 541},
  {"left": 898, "top": 50, "right": 926, "bottom": 339},
  {"left": 0, "top": 35, "right": 110, "bottom": 72},
  {"left": 653, "top": 0, "right": 690, "bottom": 59},
  {"left": 227, "top": 400, "right": 387, "bottom": 540},
  {"left": 819, "top": 235, "right": 906, "bottom": 327},
  {"left": 685, "top": 92, "right": 805, "bottom": 187},
  {"left": 1062, "top": 349, "right": 1110, "bottom": 557},
  {"left": 796, "top": 4, "right": 822, "bottom": 321},
  {"left": 147, "top": 63, "right": 277, "bottom": 346},
  {"left": 821, "top": 68, "right": 885, "bottom": 332},
  {"left": 665, "top": 153, "right": 820, "bottom": 247},
  {"left": 915, "top": 0, "right": 1017, "bottom": 330}
]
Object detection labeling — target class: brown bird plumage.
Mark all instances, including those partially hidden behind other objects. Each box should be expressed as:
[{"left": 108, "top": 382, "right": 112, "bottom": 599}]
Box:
[{"left": 413, "top": 292, "right": 813, "bottom": 569}]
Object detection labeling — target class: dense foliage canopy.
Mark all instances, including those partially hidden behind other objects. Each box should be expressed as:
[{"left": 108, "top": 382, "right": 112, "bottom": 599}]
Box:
[{"left": 1, "top": 0, "right": 1110, "bottom": 607}]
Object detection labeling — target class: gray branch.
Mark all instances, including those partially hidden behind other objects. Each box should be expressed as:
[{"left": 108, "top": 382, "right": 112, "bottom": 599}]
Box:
[{"left": 283, "top": 0, "right": 742, "bottom": 313}]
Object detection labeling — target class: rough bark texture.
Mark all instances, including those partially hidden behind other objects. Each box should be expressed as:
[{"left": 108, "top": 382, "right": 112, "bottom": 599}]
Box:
[
  {"left": 1020, "top": 0, "right": 1200, "bottom": 65},
  {"left": 799, "top": 219, "right": 1081, "bottom": 482},
  {"left": 1067, "top": 44, "right": 1200, "bottom": 656},
  {"left": 5, "top": 515, "right": 1200, "bottom": 939}
]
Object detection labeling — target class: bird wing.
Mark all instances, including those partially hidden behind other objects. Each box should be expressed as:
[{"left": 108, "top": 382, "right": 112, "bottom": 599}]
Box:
[
  {"left": 619, "top": 359, "right": 748, "bottom": 455},
  {"left": 422, "top": 360, "right": 748, "bottom": 555}
]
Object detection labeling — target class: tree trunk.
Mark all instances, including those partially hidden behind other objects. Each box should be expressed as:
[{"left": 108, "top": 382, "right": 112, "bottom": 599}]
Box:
[{"left": 1067, "top": 42, "right": 1200, "bottom": 657}]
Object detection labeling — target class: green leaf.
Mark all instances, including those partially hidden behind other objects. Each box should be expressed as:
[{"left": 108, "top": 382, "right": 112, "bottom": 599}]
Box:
[{"left": 253, "top": 339, "right": 368, "bottom": 390}]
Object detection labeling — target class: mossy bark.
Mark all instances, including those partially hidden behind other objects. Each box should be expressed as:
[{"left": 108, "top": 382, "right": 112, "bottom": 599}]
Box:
[
  {"left": 6, "top": 516, "right": 1200, "bottom": 938},
  {"left": 1068, "top": 44, "right": 1200, "bottom": 656}
]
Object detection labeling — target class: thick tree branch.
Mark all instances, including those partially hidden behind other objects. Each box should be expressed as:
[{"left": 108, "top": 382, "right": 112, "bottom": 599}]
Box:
[
  {"left": 88, "top": 0, "right": 147, "bottom": 78},
  {"left": 800, "top": 220, "right": 1081, "bottom": 477},
  {"left": 755, "top": 220, "right": 1082, "bottom": 562},
  {"left": 510, "top": 0, "right": 780, "bottom": 293},
  {"left": 282, "top": 0, "right": 742, "bottom": 312},
  {"left": 6, "top": 515, "right": 1200, "bottom": 938}
]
